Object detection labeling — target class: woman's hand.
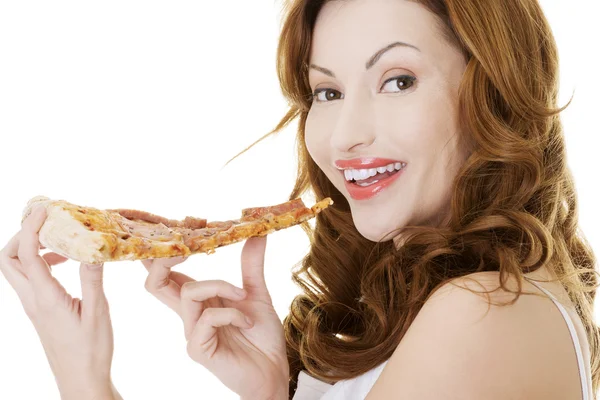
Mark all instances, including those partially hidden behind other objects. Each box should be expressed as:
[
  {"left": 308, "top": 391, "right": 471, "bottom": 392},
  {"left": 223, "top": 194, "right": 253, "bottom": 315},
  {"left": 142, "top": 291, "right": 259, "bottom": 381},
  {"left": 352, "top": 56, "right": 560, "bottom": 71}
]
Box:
[
  {"left": 0, "top": 206, "right": 119, "bottom": 400},
  {"left": 142, "top": 236, "right": 289, "bottom": 400}
]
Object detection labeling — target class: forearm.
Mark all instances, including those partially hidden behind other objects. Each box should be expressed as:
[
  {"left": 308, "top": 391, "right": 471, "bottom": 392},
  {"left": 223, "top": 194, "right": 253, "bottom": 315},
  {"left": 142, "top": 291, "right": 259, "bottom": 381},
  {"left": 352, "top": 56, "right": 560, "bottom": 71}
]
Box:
[{"left": 111, "top": 381, "right": 124, "bottom": 400}]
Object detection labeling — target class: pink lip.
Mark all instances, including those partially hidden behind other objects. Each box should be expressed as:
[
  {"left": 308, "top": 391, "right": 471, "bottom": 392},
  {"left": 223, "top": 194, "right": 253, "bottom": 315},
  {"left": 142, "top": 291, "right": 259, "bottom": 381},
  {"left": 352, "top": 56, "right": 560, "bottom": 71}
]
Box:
[{"left": 334, "top": 157, "right": 406, "bottom": 170}]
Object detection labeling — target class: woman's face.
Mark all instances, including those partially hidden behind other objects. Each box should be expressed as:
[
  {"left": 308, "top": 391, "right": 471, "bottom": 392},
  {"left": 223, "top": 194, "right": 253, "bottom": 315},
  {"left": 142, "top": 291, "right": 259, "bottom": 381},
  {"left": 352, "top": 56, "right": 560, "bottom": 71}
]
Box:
[{"left": 305, "top": 0, "right": 469, "bottom": 243}]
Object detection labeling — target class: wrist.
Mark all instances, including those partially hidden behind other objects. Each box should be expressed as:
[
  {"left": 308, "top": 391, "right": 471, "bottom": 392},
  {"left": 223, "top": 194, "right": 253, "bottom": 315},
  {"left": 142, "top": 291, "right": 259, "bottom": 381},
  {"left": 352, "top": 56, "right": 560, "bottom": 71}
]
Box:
[
  {"left": 58, "top": 379, "right": 115, "bottom": 400},
  {"left": 60, "top": 388, "right": 115, "bottom": 400},
  {"left": 240, "top": 383, "right": 288, "bottom": 400}
]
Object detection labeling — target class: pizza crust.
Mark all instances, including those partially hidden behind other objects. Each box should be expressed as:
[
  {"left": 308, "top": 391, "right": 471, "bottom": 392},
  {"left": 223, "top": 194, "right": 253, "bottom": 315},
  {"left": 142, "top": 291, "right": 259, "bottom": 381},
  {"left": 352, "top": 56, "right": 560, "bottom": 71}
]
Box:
[
  {"left": 21, "top": 195, "right": 332, "bottom": 264},
  {"left": 22, "top": 196, "right": 192, "bottom": 264},
  {"left": 23, "top": 196, "right": 105, "bottom": 263}
]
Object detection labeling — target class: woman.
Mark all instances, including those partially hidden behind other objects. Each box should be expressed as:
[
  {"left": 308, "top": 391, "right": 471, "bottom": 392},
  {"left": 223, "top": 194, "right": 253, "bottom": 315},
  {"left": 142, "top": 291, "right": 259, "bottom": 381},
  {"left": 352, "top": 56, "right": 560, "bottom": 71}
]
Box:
[{"left": 1, "top": 0, "right": 598, "bottom": 399}]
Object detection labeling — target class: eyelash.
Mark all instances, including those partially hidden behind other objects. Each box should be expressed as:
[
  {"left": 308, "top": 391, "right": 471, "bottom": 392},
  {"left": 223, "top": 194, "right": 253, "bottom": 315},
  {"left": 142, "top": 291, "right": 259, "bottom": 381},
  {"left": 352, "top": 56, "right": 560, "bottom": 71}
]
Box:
[{"left": 311, "top": 75, "right": 417, "bottom": 103}]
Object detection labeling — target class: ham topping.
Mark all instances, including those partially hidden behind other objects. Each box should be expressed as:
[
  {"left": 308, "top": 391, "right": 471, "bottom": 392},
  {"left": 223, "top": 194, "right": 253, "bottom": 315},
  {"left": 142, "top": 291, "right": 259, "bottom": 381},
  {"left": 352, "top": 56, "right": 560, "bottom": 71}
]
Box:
[
  {"left": 108, "top": 209, "right": 207, "bottom": 229},
  {"left": 241, "top": 199, "right": 305, "bottom": 221}
]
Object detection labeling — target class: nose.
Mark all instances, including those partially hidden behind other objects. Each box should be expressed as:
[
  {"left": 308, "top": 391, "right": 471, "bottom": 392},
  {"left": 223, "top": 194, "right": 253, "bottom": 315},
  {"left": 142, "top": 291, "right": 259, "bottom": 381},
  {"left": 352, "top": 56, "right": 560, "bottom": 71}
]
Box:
[{"left": 330, "top": 92, "right": 376, "bottom": 153}]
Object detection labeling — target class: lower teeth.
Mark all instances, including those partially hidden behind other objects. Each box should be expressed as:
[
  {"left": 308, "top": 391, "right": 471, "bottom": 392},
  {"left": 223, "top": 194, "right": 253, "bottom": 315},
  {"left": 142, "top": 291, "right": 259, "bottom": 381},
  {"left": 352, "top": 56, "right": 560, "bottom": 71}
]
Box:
[
  {"left": 353, "top": 168, "right": 401, "bottom": 187},
  {"left": 356, "top": 180, "right": 379, "bottom": 187}
]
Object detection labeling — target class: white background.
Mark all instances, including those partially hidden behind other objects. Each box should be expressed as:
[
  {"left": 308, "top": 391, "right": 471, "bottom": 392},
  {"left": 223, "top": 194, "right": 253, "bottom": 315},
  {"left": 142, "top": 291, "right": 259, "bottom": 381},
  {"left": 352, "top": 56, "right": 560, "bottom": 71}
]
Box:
[{"left": 0, "top": 1, "right": 598, "bottom": 399}]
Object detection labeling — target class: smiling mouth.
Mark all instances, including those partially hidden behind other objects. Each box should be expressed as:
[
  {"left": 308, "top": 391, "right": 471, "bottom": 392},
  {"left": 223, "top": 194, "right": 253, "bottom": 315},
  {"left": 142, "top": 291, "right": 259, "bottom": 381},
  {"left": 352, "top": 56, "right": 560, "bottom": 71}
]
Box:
[
  {"left": 341, "top": 162, "right": 406, "bottom": 186},
  {"left": 340, "top": 163, "right": 406, "bottom": 201},
  {"left": 345, "top": 169, "right": 400, "bottom": 186}
]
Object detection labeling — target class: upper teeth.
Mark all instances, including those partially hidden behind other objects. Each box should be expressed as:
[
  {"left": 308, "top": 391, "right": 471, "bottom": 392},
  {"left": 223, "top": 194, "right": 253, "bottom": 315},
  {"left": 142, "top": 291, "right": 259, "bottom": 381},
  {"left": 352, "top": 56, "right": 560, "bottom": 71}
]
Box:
[{"left": 343, "top": 162, "right": 406, "bottom": 181}]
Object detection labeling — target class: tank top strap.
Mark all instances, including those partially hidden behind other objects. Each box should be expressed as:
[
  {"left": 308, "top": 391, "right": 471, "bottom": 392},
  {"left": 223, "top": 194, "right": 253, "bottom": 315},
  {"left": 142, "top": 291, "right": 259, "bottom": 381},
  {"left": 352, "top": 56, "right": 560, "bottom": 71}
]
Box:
[{"left": 524, "top": 277, "right": 589, "bottom": 400}]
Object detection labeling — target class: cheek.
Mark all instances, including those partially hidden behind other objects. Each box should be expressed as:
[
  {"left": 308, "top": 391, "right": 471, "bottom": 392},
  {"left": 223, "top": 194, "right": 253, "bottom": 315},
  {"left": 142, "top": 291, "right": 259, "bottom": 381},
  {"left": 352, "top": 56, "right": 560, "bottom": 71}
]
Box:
[
  {"left": 378, "top": 91, "right": 450, "bottom": 149},
  {"left": 395, "top": 96, "right": 460, "bottom": 160},
  {"left": 304, "top": 114, "right": 318, "bottom": 160},
  {"left": 382, "top": 107, "right": 441, "bottom": 153},
  {"left": 304, "top": 111, "right": 331, "bottom": 163}
]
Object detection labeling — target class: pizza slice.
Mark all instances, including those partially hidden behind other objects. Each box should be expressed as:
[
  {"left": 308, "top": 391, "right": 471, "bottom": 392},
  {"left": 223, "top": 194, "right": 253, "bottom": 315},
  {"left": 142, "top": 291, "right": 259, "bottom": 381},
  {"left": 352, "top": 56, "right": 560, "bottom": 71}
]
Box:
[{"left": 21, "top": 195, "right": 333, "bottom": 264}]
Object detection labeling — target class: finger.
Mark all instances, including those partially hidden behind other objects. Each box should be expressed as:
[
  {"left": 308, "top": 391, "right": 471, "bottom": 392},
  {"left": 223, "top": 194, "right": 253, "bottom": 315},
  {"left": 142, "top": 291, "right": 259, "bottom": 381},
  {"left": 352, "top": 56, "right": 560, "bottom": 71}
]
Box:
[
  {"left": 189, "top": 308, "right": 253, "bottom": 351},
  {"left": 142, "top": 257, "right": 193, "bottom": 287},
  {"left": 144, "top": 258, "right": 193, "bottom": 315},
  {"left": 169, "top": 270, "right": 195, "bottom": 288},
  {"left": 18, "top": 206, "right": 53, "bottom": 286},
  {"left": 0, "top": 232, "right": 26, "bottom": 283},
  {"left": 79, "top": 262, "right": 109, "bottom": 319},
  {"left": 180, "top": 280, "right": 247, "bottom": 303},
  {"left": 1, "top": 231, "right": 21, "bottom": 259},
  {"left": 41, "top": 252, "right": 68, "bottom": 266},
  {"left": 145, "top": 262, "right": 183, "bottom": 314},
  {"left": 142, "top": 255, "right": 188, "bottom": 270},
  {"left": 0, "top": 254, "right": 29, "bottom": 296},
  {"left": 240, "top": 236, "right": 271, "bottom": 303},
  {"left": 180, "top": 280, "right": 247, "bottom": 340}
]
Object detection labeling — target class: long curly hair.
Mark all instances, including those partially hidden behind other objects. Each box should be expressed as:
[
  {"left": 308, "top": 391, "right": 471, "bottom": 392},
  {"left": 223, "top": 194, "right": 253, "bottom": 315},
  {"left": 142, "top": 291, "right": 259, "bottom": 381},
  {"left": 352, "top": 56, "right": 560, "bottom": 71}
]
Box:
[{"left": 226, "top": 0, "right": 600, "bottom": 397}]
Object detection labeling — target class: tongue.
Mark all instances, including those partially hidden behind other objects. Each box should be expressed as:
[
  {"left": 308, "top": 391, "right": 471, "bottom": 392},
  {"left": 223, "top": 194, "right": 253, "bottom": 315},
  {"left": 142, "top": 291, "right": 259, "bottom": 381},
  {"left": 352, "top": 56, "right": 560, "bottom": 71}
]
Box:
[{"left": 355, "top": 169, "right": 397, "bottom": 185}]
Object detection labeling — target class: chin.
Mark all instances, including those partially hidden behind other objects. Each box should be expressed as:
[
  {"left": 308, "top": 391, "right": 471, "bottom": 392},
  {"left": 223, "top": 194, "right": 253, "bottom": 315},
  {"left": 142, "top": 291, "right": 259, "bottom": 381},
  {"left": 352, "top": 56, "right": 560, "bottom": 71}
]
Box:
[{"left": 353, "top": 215, "right": 402, "bottom": 243}]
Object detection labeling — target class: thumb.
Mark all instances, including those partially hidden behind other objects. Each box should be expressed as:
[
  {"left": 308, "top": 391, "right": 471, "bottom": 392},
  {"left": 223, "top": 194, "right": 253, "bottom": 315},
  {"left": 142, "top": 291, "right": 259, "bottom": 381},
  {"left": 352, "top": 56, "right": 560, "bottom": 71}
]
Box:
[
  {"left": 241, "top": 236, "right": 271, "bottom": 303},
  {"left": 79, "top": 262, "right": 109, "bottom": 318}
]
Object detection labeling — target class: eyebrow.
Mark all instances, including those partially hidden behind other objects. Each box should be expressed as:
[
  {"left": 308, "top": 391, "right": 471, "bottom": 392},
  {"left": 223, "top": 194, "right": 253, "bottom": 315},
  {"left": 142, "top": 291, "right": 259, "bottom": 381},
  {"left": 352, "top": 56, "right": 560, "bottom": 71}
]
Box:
[{"left": 309, "top": 41, "right": 421, "bottom": 78}]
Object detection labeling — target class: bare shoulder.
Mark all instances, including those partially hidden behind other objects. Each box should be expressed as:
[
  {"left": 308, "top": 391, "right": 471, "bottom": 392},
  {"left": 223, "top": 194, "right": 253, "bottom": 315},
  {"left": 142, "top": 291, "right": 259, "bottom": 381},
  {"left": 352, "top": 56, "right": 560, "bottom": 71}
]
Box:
[{"left": 365, "top": 271, "right": 582, "bottom": 400}]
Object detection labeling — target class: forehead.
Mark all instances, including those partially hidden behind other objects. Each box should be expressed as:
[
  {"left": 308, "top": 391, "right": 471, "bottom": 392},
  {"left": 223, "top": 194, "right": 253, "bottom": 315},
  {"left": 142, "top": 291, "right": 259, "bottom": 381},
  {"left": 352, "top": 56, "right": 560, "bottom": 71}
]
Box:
[{"left": 309, "top": 0, "right": 447, "bottom": 65}]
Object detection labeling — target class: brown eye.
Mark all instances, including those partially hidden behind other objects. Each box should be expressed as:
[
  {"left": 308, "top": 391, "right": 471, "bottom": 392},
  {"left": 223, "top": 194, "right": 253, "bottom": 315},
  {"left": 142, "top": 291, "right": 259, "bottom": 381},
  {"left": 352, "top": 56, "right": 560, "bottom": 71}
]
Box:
[
  {"left": 381, "top": 75, "right": 416, "bottom": 93},
  {"left": 313, "top": 88, "right": 344, "bottom": 103}
]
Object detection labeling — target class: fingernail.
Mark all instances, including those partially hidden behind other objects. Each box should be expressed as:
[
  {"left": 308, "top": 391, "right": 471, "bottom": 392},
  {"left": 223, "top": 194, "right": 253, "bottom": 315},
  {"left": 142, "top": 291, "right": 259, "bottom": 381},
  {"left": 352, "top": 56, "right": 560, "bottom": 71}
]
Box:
[
  {"left": 245, "top": 316, "right": 254, "bottom": 327},
  {"left": 235, "top": 287, "right": 247, "bottom": 298},
  {"left": 86, "top": 263, "right": 103, "bottom": 270}
]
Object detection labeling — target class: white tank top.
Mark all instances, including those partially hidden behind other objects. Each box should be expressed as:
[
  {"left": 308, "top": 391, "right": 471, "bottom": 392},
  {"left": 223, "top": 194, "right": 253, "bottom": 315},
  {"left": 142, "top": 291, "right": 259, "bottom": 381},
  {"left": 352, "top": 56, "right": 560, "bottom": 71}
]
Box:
[{"left": 292, "top": 279, "right": 593, "bottom": 400}]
